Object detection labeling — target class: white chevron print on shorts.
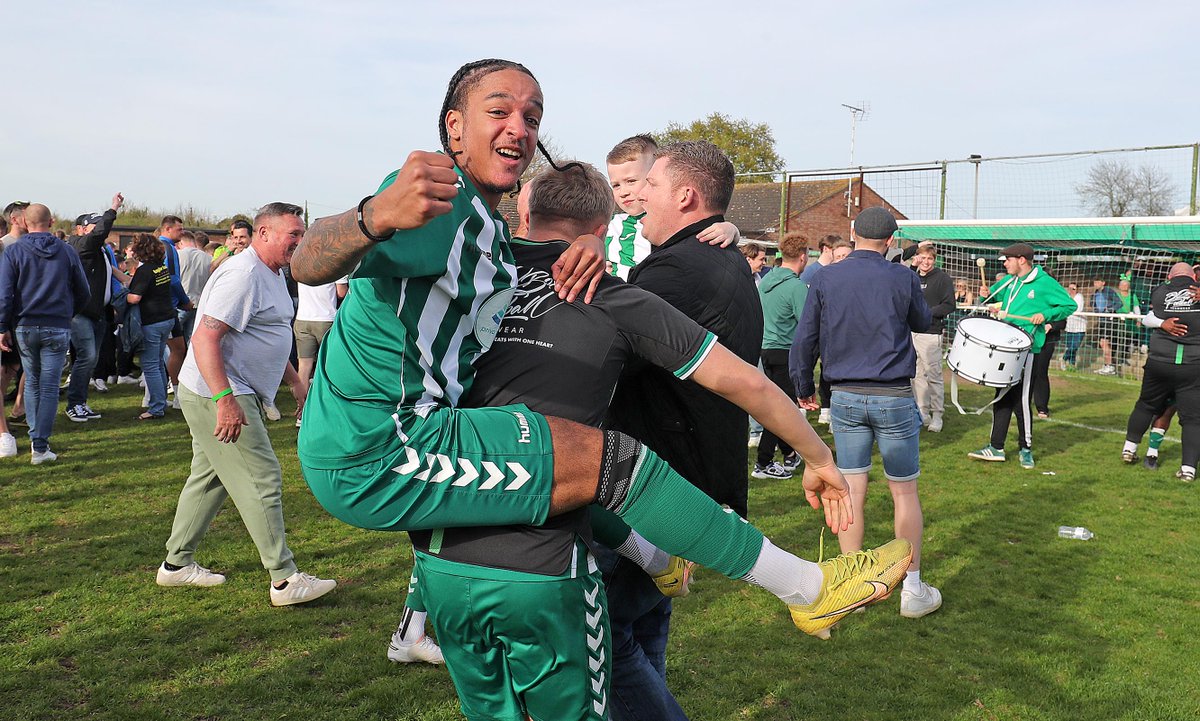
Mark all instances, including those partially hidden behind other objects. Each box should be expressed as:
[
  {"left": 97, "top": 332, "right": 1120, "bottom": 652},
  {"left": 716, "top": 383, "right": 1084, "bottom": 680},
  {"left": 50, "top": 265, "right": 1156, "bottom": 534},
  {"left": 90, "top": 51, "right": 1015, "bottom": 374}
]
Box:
[
  {"left": 391, "top": 446, "right": 531, "bottom": 491},
  {"left": 584, "top": 578, "right": 608, "bottom": 718}
]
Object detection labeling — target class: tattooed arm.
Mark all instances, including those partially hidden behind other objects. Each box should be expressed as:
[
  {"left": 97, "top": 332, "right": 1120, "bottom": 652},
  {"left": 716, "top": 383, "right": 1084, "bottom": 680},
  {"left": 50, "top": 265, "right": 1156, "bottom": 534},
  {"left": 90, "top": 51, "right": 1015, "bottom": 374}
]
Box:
[
  {"left": 291, "top": 151, "right": 461, "bottom": 284},
  {"left": 191, "top": 314, "right": 247, "bottom": 443},
  {"left": 291, "top": 209, "right": 374, "bottom": 284}
]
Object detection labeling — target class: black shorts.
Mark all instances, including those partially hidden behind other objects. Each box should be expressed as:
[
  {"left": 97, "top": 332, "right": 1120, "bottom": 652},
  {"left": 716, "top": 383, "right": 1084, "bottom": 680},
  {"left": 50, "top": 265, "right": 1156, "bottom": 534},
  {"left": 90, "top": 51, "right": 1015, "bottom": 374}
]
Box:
[{"left": 1096, "top": 318, "right": 1122, "bottom": 341}]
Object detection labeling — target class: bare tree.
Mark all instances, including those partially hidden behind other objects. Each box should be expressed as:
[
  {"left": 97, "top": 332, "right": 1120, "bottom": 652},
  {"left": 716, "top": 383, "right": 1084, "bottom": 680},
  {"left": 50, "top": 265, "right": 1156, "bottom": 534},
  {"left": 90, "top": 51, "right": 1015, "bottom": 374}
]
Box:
[{"left": 1076, "top": 158, "right": 1177, "bottom": 217}]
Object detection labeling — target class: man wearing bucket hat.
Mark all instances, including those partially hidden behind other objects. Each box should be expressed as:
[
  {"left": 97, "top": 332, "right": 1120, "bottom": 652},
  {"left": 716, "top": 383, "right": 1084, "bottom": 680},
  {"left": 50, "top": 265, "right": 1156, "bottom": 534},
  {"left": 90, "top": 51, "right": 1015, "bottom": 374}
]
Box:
[{"left": 968, "top": 242, "right": 1075, "bottom": 469}]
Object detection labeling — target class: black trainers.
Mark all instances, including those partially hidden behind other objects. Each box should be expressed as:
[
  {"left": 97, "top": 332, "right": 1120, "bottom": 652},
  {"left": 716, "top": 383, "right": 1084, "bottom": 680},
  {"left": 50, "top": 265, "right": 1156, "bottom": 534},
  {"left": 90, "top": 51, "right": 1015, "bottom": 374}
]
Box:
[
  {"left": 65, "top": 404, "right": 90, "bottom": 423},
  {"left": 751, "top": 462, "right": 791, "bottom": 480},
  {"left": 1143, "top": 455, "right": 1159, "bottom": 470}
]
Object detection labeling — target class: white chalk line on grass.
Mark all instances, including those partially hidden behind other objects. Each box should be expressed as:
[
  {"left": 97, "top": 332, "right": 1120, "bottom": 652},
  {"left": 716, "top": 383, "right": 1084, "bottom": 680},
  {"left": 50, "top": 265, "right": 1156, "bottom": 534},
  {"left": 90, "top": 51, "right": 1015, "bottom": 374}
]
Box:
[{"left": 1041, "top": 416, "right": 1179, "bottom": 444}]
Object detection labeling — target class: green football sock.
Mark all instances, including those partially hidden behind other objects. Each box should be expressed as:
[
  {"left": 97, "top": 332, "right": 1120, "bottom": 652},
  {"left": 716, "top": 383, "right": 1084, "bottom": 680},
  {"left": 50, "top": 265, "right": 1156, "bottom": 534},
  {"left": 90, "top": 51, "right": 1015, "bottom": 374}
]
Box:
[
  {"left": 1148, "top": 428, "right": 1166, "bottom": 454},
  {"left": 613, "top": 449, "right": 763, "bottom": 580},
  {"left": 404, "top": 569, "right": 425, "bottom": 612},
  {"left": 588, "top": 507, "right": 633, "bottom": 549}
]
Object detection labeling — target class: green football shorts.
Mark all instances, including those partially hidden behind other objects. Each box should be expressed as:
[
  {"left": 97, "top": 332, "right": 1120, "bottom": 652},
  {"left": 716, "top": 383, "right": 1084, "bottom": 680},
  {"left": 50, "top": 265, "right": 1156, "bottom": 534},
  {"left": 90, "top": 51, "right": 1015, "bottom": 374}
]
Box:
[
  {"left": 303, "top": 404, "right": 555, "bottom": 532},
  {"left": 415, "top": 547, "right": 611, "bottom": 721}
]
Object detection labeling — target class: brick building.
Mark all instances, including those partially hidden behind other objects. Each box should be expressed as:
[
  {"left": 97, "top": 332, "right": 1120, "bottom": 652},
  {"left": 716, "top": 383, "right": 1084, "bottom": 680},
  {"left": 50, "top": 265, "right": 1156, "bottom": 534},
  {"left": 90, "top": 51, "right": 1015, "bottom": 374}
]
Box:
[{"left": 726, "top": 178, "right": 907, "bottom": 249}]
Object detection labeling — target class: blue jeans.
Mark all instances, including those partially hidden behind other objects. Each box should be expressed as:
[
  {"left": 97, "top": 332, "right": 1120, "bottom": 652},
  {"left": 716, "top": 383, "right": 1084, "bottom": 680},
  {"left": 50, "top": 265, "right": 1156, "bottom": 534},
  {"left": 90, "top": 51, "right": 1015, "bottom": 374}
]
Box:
[
  {"left": 141, "top": 318, "right": 175, "bottom": 416},
  {"left": 1062, "top": 331, "right": 1085, "bottom": 366},
  {"left": 178, "top": 307, "right": 197, "bottom": 344},
  {"left": 15, "top": 326, "right": 71, "bottom": 453},
  {"left": 67, "top": 314, "right": 105, "bottom": 407},
  {"left": 595, "top": 547, "right": 689, "bottom": 721},
  {"left": 830, "top": 390, "right": 922, "bottom": 481}
]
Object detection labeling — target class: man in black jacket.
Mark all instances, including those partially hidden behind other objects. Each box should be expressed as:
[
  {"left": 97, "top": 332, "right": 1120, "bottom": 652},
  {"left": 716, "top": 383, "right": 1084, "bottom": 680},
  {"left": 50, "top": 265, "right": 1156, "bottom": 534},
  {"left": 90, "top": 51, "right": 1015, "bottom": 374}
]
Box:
[
  {"left": 606, "top": 141, "right": 763, "bottom": 716},
  {"left": 909, "top": 243, "right": 956, "bottom": 432},
  {"left": 1122, "top": 263, "right": 1200, "bottom": 481},
  {"left": 65, "top": 192, "right": 123, "bottom": 422},
  {"left": 611, "top": 141, "right": 763, "bottom": 517}
]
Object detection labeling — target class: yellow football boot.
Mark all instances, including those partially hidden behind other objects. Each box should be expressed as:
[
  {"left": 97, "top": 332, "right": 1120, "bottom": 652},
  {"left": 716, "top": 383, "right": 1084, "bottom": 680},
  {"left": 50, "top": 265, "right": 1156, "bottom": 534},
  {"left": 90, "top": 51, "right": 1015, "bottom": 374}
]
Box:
[
  {"left": 788, "top": 538, "right": 912, "bottom": 639},
  {"left": 651, "top": 555, "right": 696, "bottom": 598}
]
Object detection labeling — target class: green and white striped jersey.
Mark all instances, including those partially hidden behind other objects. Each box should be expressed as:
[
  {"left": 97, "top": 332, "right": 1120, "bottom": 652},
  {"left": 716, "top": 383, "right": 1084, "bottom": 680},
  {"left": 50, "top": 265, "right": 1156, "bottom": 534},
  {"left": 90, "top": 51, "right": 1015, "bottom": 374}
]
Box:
[
  {"left": 604, "top": 212, "right": 649, "bottom": 281},
  {"left": 299, "top": 164, "right": 517, "bottom": 469}
]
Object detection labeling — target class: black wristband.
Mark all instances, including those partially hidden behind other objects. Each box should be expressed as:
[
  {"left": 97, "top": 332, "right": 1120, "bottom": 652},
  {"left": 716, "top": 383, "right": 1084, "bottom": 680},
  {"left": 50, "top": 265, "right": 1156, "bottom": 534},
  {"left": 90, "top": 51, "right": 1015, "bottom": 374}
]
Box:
[{"left": 356, "top": 195, "right": 393, "bottom": 243}]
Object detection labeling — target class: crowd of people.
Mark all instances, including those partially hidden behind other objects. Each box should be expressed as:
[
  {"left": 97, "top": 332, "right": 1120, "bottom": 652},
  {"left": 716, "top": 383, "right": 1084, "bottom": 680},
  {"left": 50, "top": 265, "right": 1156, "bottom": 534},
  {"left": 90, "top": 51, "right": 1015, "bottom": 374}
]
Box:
[{"left": 3, "top": 56, "right": 1198, "bottom": 721}]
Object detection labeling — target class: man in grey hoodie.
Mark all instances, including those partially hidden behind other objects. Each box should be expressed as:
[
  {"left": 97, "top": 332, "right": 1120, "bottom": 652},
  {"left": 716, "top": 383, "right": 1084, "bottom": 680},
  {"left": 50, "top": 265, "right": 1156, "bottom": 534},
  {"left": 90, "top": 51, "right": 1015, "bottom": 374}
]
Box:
[{"left": 0, "top": 204, "right": 89, "bottom": 464}]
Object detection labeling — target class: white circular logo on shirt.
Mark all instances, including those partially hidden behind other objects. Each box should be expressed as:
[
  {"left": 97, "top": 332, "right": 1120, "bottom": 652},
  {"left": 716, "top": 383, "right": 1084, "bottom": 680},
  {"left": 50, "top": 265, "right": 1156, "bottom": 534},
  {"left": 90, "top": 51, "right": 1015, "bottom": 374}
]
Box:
[{"left": 475, "top": 288, "right": 516, "bottom": 351}]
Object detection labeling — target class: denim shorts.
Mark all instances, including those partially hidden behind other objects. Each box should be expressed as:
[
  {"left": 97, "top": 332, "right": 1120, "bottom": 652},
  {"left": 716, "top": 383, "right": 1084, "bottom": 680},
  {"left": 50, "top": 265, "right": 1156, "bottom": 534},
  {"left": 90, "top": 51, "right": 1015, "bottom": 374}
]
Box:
[{"left": 830, "top": 390, "right": 921, "bottom": 481}]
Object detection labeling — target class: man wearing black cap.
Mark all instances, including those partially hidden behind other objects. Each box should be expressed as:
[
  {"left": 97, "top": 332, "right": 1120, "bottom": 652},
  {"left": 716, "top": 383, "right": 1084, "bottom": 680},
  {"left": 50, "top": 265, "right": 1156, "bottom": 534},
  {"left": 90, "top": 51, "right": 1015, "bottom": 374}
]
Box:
[
  {"left": 791, "top": 206, "right": 942, "bottom": 619},
  {"left": 64, "top": 193, "right": 124, "bottom": 423},
  {"left": 968, "top": 242, "right": 1075, "bottom": 469}
]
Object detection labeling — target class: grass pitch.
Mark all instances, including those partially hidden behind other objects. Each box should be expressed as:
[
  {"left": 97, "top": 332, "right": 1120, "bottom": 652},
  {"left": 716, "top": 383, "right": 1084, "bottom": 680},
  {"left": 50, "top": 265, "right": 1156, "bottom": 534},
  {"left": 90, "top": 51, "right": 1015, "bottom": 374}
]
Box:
[{"left": 1, "top": 372, "right": 1197, "bottom": 720}]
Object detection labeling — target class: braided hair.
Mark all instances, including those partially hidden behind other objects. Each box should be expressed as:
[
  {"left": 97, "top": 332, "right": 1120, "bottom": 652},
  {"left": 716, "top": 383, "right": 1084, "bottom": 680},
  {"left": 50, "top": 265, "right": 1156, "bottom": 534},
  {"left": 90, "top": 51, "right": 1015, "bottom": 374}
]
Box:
[{"left": 438, "top": 59, "right": 582, "bottom": 177}]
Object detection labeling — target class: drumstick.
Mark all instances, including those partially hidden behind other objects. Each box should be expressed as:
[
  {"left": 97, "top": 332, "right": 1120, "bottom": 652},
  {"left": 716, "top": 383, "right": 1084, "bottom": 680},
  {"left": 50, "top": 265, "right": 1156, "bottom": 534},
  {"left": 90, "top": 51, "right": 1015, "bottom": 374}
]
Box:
[
  {"left": 976, "top": 257, "right": 988, "bottom": 288},
  {"left": 999, "top": 313, "right": 1038, "bottom": 322}
]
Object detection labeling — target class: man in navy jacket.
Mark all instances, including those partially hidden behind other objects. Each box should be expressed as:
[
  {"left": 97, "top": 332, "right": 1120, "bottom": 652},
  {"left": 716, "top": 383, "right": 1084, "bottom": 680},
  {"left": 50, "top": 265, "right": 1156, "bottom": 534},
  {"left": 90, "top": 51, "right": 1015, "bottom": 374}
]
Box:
[{"left": 791, "top": 206, "right": 943, "bottom": 620}]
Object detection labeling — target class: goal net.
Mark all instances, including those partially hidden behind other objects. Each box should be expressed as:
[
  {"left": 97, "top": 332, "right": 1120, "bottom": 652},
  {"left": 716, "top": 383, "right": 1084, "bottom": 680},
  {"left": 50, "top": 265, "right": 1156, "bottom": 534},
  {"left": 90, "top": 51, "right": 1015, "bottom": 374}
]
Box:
[{"left": 895, "top": 217, "right": 1200, "bottom": 381}]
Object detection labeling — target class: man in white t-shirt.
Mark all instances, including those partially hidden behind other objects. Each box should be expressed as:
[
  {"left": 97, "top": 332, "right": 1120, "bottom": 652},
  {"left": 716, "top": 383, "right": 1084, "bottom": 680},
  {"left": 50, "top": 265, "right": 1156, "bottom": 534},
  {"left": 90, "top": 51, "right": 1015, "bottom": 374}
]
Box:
[
  {"left": 293, "top": 275, "right": 348, "bottom": 426},
  {"left": 155, "top": 202, "right": 336, "bottom": 607},
  {"left": 176, "top": 230, "right": 212, "bottom": 342}
]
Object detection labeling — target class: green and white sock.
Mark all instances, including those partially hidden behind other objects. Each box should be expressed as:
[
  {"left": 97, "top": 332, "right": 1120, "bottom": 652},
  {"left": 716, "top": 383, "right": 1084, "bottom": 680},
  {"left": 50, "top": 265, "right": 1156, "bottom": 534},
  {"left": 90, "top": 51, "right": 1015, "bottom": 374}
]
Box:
[
  {"left": 611, "top": 447, "right": 821, "bottom": 601},
  {"left": 1148, "top": 428, "right": 1166, "bottom": 457}
]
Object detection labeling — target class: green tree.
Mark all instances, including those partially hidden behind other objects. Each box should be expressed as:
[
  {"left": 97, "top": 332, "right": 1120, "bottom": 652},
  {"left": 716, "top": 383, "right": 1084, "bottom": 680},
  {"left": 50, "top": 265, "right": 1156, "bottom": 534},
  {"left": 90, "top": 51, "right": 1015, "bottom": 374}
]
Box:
[{"left": 658, "top": 113, "right": 785, "bottom": 183}]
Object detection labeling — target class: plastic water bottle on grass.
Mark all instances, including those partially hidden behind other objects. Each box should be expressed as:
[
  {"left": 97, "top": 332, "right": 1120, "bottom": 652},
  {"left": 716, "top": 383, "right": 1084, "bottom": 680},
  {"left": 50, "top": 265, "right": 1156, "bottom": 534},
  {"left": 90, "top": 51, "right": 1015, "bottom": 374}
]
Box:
[{"left": 1058, "top": 526, "right": 1094, "bottom": 540}]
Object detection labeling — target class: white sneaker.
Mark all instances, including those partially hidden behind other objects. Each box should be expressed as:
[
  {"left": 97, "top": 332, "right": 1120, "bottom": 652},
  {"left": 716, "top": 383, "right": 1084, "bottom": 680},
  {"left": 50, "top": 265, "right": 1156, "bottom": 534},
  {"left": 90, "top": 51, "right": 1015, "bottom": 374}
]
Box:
[
  {"left": 927, "top": 413, "right": 943, "bottom": 433},
  {"left": 387, "top": 631, "right": 445, "bottom": 664},
  {"left": 295, "top": 416, "right": 302, "bottom": 429},
  {"left": 117, "top": 375, "right": 140, "bottom": 385},
  {"left": 818, "top": 408, "right": 831, "bottom": 425},
  {"left": 107, "top": 375, "right": 118, "bottom": 385},
  {"left": 747, "top": 434, "right": 760, "bottom": 448},
  {"left": 270, "top": 571, "right": 336, "bottom": 606},
  {"left": 139, "top": 376, "right": 146, "bottom": 388},
  {"left": 172, "top": 395, "right": 181, "bottom": 410},
  {"left": 142, "top": 388, "right": 150, "bottom": 408},
  {"left": 156, "top": 561, "right": 226, "bottom": 587},
  {"left": 263, "top": 400, "right": 282, "bottom": 422},
  {"left": 0, "top": 432, "right": 16, "bottom": 458},
  {"left": 91, "top": 378, "right": 109, "bottom": 393},
  {"left": 900, "top": 581, "right": 942, "bottom": 619},
  {"left": 31, "top": 449, "right": 58, "bottom": 465}
]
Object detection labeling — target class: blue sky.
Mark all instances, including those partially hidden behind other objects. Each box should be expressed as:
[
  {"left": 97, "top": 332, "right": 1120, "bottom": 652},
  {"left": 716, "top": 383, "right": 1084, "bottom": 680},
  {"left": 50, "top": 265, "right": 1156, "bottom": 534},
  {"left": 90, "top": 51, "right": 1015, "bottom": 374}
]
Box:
[{"left": 4, "top": 1, "right": 1198, "bottom": 221}]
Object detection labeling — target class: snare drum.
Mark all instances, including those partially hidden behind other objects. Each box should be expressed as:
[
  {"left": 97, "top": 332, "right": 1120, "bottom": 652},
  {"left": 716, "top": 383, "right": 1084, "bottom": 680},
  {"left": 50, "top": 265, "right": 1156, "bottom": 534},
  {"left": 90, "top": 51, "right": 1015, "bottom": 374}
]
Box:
[{"left": 947, "top": 317, "right": 1032, "bottom": 388}]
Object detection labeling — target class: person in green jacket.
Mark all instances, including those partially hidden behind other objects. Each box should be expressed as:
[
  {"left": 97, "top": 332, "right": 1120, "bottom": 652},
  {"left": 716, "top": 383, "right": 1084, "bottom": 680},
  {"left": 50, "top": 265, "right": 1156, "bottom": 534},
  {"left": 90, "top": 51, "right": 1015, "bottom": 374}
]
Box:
[
  {"left": 753, "top": 232, "right": 809, "bottom": 478},
  {"left": 967, "top": 243, "right": 1076, "bottom": 469}
]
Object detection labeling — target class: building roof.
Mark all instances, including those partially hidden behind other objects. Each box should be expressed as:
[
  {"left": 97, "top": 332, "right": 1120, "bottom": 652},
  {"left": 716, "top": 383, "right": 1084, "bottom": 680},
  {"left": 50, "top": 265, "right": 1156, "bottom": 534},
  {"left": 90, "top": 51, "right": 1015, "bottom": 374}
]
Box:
[{"left": 727, "top": 178, "right": 891, "bottom": 236}]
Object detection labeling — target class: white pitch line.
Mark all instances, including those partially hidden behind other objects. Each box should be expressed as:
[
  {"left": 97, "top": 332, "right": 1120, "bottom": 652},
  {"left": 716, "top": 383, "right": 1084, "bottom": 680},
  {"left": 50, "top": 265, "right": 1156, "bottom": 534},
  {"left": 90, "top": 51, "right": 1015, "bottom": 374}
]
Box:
[{"left": 1041, "top": 416, "right": 1179, "bottom": 444}]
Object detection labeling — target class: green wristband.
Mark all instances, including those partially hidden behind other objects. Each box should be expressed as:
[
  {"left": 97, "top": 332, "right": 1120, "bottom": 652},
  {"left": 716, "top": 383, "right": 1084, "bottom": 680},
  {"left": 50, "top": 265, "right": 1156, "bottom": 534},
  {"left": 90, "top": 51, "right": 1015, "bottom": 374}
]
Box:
[{"left": 212, "top": 388, "right": 233, "bottom": 403}]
